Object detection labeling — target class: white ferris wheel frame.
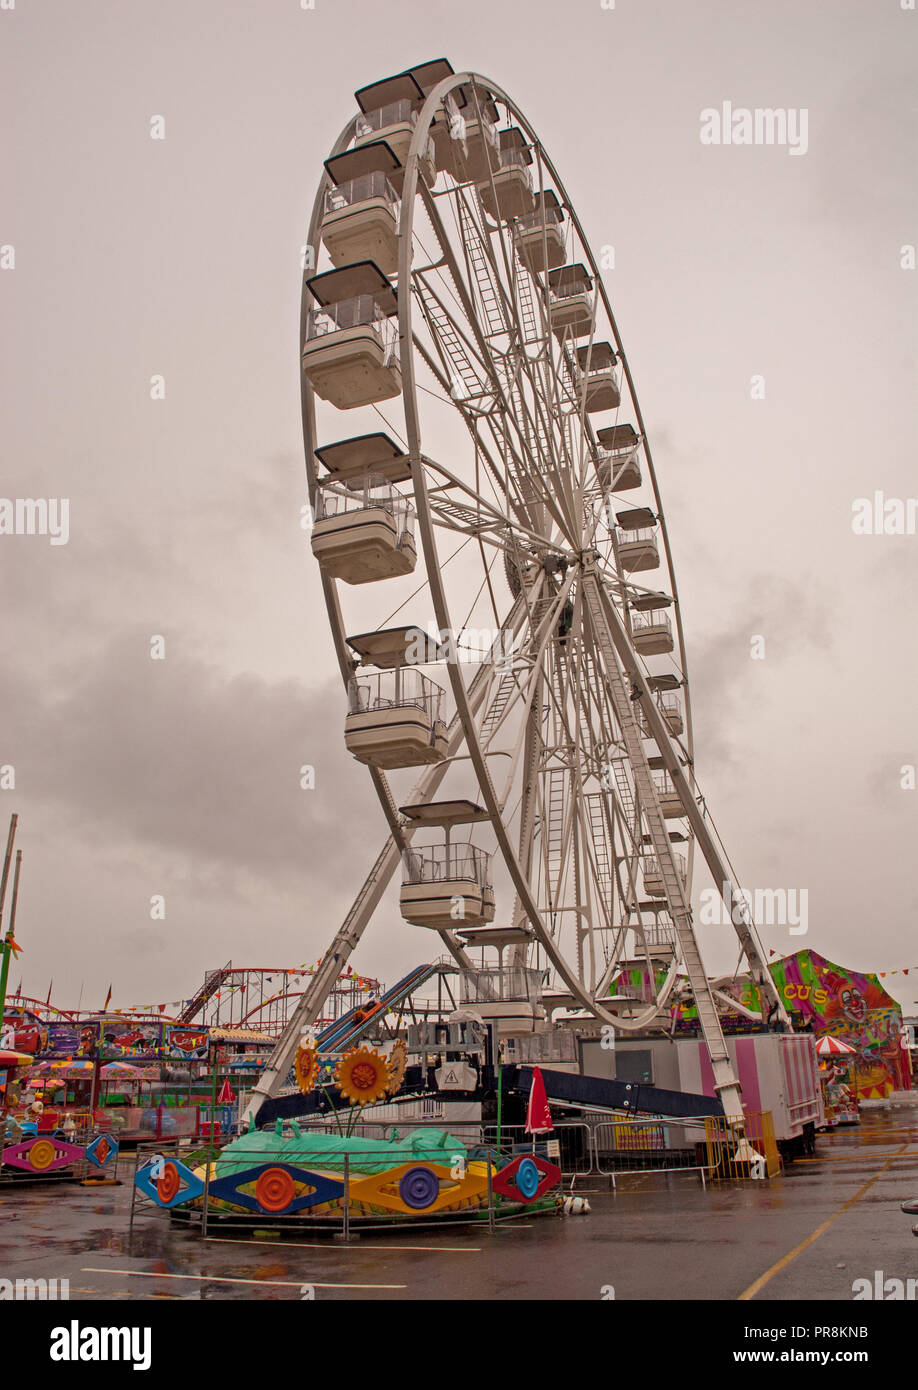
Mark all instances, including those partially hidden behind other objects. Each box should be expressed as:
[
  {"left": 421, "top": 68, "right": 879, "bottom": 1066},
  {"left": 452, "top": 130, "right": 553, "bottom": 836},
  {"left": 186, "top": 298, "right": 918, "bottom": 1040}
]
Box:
[{"left": 246, "top": 69, "right": 791, "bottom": 1128}]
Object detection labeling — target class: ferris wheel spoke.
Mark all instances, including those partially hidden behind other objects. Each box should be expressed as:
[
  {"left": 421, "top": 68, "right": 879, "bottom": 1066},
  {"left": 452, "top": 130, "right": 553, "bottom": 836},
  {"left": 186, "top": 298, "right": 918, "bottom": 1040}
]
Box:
[
  {"left": 483, "top": 581, "right": 575, "bottom": 761},
  {"left": 411, "top": 324, "right": 563, "bottom": 543},
  {"left": 423, "top": 176, "right": 586, "bottom": 549}
]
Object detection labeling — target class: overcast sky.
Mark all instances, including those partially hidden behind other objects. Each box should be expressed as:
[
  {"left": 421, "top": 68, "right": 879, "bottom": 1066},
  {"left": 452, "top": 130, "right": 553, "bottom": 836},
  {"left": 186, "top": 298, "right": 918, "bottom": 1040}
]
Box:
[{"left": 1, "top": 0, "right": 916, "bottom": 1017}]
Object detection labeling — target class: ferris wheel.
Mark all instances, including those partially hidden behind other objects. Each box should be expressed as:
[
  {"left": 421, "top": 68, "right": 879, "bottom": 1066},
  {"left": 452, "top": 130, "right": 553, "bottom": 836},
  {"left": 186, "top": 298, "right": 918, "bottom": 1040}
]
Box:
[{"left": 248, "top": 60, "right": 790, "bottom": 1127}]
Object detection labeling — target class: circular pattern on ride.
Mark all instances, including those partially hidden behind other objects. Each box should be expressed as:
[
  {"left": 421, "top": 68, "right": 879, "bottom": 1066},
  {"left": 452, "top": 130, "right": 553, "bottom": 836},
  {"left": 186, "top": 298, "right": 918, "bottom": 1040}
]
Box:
[
  {"left": 156, "top": 1160, "right": 181, "bottom": 1204},
  {"left": 255, "top": 1166, "right": 297, "bottom": 1213},
  {"left": 334, "top": 1046, "right": 392, "bottom": 1106},
  {"left": 27, "top": 1138, "right": 57, "bottom": 1171},
  {"left": 514, "top": 1157, "right": 540, "bottom": 1199},
  {"left": 398, "top": 1165, "right": 440, "bottom": 1210},
  {"left": 351, "top": 1061, "right": 377, "bottom": 1091},
  {"left": 294, "top": 1038, "right": 320, "bottom": 1095}
]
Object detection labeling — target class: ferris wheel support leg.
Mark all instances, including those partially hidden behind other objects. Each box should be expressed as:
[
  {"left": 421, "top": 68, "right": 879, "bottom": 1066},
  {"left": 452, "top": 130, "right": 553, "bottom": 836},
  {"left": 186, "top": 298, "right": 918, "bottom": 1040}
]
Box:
[
  {"left": 241, "top": 631, "right": 512, "bottom": 1125},
  {"left": 584, "top": 566, "right": 791, "bottom": 1036},
  {"left": 510, "top": 673, "right": 542, "bottom": 967},
  {"left": 242, "top": 837, "right": 479, "bottom": 1125},
  {"left": 241, "top": 840, "right": 399, "bottom": 1124},
  {"left": 581, "top": 567, "right": 746, "bottom": 1125}
]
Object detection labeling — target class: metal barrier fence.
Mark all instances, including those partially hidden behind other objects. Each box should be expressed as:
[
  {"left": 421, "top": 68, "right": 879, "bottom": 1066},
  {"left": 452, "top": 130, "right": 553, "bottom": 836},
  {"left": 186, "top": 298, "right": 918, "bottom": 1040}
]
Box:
[
  {"left": 592, "top": 1114, "right": 714, "bottom": 1185},
  {"left": 704, "top": 1110, "right": 781, "bottom": 1181},
  {"left": 289, "top": 1113, "right": 783, "bottom": 1184}
]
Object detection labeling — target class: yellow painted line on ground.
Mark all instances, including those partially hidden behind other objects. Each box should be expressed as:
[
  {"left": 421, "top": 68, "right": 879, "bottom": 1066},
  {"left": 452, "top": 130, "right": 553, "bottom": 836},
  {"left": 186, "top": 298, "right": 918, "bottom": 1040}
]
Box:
[
  {"left": 738, "top": 1142, "right": 909, "bottom": 1302},
  {"left": 82, "top": 1267, "right": 405, "bottom": 1290},
  {"left": 204, "top": 1236, "right": 480, "bottom": 1253},
  {"left": 793, "top": 1149, "right": 917, "bottom": 1164},
  {"left": 851, "top": 1123, "right": 912, "bottom": 1134}
]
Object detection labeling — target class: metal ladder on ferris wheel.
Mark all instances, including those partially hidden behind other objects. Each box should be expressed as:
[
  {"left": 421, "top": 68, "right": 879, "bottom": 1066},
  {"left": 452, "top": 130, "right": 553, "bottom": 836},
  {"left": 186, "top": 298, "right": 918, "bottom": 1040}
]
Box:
[
  {"left": 415, "top": 293, "right": 538, "bottom": 539},
  {"left": 609, "top": 752, "right": 643, "bottom": 894},
  {"left": 444, "top": 202, "right": 555, "bottom": 530},
  {"left": 479, "top": 669, "right": 518, "bottom": 743},
  {"left": 511, "top": 269, "right": 578, "bottom": 486},
  {"left": 514, "top": 253, "right": 542, "bottom": 346},
  {"left": 544, "top": 766, "right": 566, "bottom": 912},
  {"left": 457, "top": 199, "right": 568, "bottom": 475},
  {"left": 417, "top": 250, "right": 533, "bottom": 521},
  {"left": 584, "top": 791, "right": 614, "bottom": 919},
  {"left": 515, "top": 258, "right": 579, "bottom": 413},
  {"left": 459, "top": 195, "right": 509, "bottom": 338},
  {"left": 452, "top": 208, "right": 557, "bottom": 510},
  {"left": 416, "top": 285, "right": 488, "bottom": 401},
  {"left": 502, "top": 370, "right": 554, "bottom": 493},
  {"left": 555, "top": 646, "right": 615, "bottom": 930},
  {"left": 580, "top": 566, "right": 746, "bottom": 1123},
  {"left": 587, "top": 569, "right": 791, "bottom": 1039}
]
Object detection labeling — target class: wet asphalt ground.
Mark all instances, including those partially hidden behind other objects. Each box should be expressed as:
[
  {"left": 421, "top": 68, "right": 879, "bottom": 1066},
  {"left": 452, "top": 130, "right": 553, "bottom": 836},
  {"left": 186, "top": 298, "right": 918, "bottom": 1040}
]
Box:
[{"left": 1, "top": 1103, "right": 916, "bottom": 1301}]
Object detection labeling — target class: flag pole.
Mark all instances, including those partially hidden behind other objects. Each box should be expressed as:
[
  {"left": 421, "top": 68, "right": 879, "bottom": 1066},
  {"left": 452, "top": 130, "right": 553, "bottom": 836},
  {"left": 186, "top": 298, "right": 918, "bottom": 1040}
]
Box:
[
  {"left": 0, "top": 838, "right": 23, "bottom": 1044},
  {"left": 0, "top": 815, "right": 20, "bottom": 1035},
  {"left": 0, "top": 815, "right": 18, "bottom": 922},
  {"left": 209, "top": 1038, "right": 220, "bottom": 1147}
]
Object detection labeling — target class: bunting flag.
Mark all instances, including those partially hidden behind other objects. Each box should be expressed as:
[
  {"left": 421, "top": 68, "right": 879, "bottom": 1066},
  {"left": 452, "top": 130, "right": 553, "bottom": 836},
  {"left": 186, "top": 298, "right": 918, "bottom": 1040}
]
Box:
[
  {"left": 95, "top": 968, "right": 385, "bottom": 1017},
  {"left": 7, "top": 936, "right": 22, "bottom": 958},
  {"left": 102, "top": 984, "right": 112, "bottom": 1011}
]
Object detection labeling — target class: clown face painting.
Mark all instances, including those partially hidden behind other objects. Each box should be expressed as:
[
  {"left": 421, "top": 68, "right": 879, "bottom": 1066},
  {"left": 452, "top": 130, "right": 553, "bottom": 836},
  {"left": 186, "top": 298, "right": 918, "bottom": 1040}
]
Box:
[{"left": 839, "top": 986, "right": 868, "bottom": 1025}]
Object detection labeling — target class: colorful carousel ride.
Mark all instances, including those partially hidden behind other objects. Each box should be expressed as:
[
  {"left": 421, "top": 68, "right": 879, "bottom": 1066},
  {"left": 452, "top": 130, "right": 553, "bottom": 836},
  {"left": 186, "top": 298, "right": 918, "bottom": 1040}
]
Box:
[
  {"left": 134, "top": 1043, "right": 561, "bottom": 1229},
  {"left": 0, "top": 1050, "right": 121, "bottom": 1185}
]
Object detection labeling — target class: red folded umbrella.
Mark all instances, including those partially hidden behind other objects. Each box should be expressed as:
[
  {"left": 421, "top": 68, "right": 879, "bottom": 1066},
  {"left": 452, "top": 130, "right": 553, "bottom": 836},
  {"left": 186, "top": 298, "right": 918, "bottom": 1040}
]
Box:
[{"left": 525, "top": 1066, "right": 553, "bottom": 1134}]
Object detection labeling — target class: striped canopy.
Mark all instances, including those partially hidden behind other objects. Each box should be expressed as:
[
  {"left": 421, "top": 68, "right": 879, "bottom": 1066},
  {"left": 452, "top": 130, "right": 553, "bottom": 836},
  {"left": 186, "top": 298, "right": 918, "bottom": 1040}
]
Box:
[
  {"left": 26, "top": 1059, "right": 93, "bottom": 1078},
  {"left": 816, "top": 1035, "right": 857, "bottom": 1056}
]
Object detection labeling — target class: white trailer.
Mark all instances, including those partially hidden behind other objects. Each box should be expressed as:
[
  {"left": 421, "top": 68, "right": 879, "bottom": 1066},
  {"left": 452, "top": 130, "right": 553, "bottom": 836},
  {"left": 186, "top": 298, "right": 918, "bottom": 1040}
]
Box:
[{"left": 611, "top": 1032, "right": 825, "bottom": 1155}]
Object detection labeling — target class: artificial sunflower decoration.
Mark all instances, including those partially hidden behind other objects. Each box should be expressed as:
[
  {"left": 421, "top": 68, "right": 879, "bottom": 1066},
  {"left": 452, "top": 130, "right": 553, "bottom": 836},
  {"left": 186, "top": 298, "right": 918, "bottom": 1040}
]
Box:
[
  {"left": 334, "top": 1045, "right": 391, "bottom": 1107},
  {"left": 293, "top": 1037, "right": 319, "bottom": 1094},
  {"left": 385, "top": 1038, "right": 408, "bottom": 1096}
]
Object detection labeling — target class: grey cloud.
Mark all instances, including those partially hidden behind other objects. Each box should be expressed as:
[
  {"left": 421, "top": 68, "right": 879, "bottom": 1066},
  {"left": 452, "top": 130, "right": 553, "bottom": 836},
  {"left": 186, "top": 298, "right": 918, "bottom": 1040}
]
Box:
[
  {"left": 1, "top": 631, "right": 379, "bottom": 883},
  {"left": 688, "top": 574, "right": 835, "bottom": 770}
]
